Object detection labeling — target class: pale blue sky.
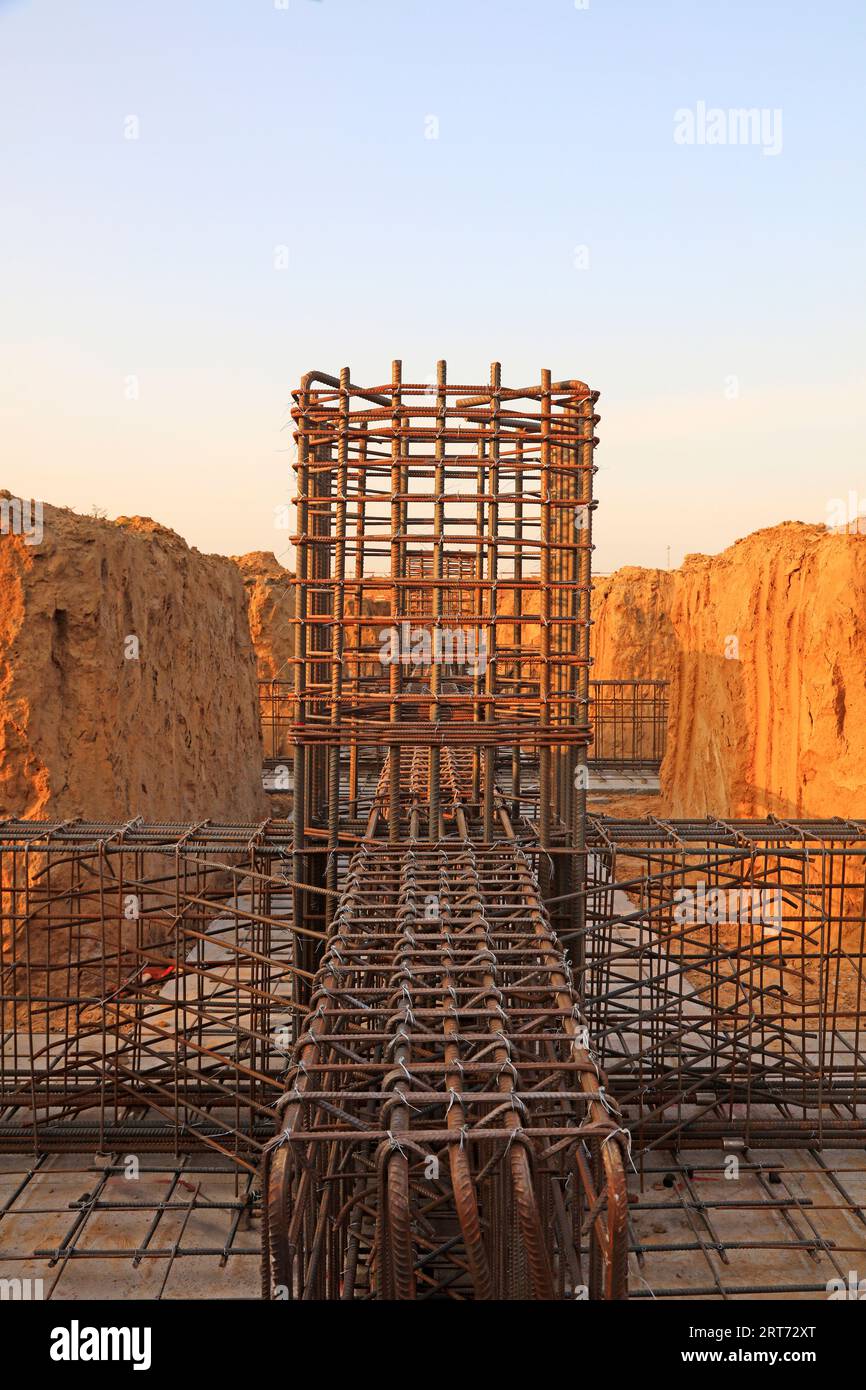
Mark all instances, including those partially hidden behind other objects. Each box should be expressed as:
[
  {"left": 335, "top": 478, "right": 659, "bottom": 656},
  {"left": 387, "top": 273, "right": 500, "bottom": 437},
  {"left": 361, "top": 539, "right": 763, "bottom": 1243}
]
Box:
[{"left": 1, "top": 0, "right": 864, "bottom": 570}]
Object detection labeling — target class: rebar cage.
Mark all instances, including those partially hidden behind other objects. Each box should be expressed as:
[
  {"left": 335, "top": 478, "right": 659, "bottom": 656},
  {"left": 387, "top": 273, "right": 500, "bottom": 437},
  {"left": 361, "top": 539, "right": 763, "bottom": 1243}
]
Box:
[
  {"left": 7, "top": 358, "right": 864, "bottom": 1300},
  {"left": 261, "top": 677, "right": 670, "bottom": 772},
  {"left": 3, "top": 816, "right": 866, "bottom": 1299},
  {"left": 585, "top": 817, "right": 866, "bottom": 1152},
  {"left": 588, "top": 680, "right": 669, "bottom": 772},
  {"left": 0, "top": 820, "right": 304, "bottom": 1170},
  {"left": 263, "top": 840, "right": 628, "bottom": 1300},
  {"left": 287, "top": 365, "right": 598, "bottom": 893},
  {"left": 289, "top": 364, "right": 596, "bottom": 745}
]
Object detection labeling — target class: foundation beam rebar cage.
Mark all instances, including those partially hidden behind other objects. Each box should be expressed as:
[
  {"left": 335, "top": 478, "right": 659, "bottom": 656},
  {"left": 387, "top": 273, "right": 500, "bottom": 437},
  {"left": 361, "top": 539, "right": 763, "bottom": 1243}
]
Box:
[{"left": 584, "top": 816, "right": 866, "bottom": 1154}]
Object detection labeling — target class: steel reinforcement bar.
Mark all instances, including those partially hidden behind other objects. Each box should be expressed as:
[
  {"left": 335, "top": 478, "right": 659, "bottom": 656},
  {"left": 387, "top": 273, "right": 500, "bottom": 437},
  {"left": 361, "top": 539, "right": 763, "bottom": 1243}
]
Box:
[
  {"left": 287, "top": 363, "right": 598, "bottom": 914},
  {"left": 584, "top": 816, "right": 866, "bottom": 1150},
  {"left": 0, "top": 818, "right": 322, "bottom": 1168},
  {"left": 587, "top": 680, "right": 669, "bottom": 772},
  {"left": 261, "top": 677, "right": 670, "bottom": 771},
  {"left": 262, "top": 838, "right": 629, "bottom": 1300}
]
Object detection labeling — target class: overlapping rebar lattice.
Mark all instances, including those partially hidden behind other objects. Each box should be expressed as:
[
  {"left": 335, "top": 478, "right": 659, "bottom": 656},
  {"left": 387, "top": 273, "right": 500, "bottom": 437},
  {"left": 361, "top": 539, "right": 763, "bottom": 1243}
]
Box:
[
  {"left": 286, "top": 364, "right": 597, "bottom": 894},
  {"left": 587, "top": 680, "right": 669, "bottom": 772},
  {"left": 0, "top": 819, "right": 310, "bottom": 1170},
  {"left": 262, "top": 839, "right": 628, "bottom": 1300},
  {"left": 3, "top": 814, "right": 866, "bottom": 1299},
  {"left": 251, "top": 365, "right": 635, "bottom": 1298},
  {"left": 261, "top": 677, "right": 669, "bottom": 773},
  {"left": 584, "top": 816, "right": 866, "bottom": 1153}
]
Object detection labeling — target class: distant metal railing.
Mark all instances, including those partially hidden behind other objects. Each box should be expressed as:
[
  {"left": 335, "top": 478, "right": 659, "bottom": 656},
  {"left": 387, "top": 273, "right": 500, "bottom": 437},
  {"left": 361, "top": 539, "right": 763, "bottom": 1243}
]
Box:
[
  {"left": 587, "top": 679, "right": 668, "bottom": 771},
  {"left": 260, "top": 679, "right": 294, "bottom": 760},
  {"left": 260, "top": 678, "right": 670, "bottom": 775}
]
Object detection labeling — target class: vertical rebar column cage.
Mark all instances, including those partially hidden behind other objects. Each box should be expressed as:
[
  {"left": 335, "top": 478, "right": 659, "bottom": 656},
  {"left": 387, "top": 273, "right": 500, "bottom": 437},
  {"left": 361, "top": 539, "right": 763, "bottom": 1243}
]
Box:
[{"left": 288, "top": 364, "right": 598, "bottom": 836}]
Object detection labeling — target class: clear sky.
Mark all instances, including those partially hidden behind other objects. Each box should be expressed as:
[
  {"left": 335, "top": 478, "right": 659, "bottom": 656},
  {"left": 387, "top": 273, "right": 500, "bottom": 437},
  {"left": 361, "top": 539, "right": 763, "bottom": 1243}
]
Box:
[{"left": 1, "top": 0, "right": 864, "bottom": 571}]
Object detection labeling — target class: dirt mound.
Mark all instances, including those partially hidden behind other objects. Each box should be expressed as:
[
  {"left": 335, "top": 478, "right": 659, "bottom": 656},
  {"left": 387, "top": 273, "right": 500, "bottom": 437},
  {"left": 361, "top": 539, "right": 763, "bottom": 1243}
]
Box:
[
  {"left": 0, "top": 497, "right": 266, "bottom": 821},
  {"left": 231, "top": 551, "right": 294, "bottom": 684},
  {"left": 592, "top": 521, "right": 866, "bottom": 817}
]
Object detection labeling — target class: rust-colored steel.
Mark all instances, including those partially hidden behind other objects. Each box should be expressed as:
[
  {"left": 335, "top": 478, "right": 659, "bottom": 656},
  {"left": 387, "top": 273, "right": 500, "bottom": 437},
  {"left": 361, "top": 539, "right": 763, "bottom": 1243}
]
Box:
[
  {"left": 588, "top": 680, "right": 669, "bottom": 772},
  {"left": 260, "top": 677, "right": 670, "bottom": 770},
  {"left": 280, "top": 363, "right": 601, "bottom": 1011},
  {"left": 584, "top": 816, "right": 866, "bottom": 1153},
  {"left": 262, "top": 839, "right": 629, "bottom": 1300},
  {"left": 0, "top": 819, "right": 318, "bottom": 1169},
  {"left": 260, "top": 363, "right": 632, "bottom": 1298},
  {"left": 286, "top": 365, "right": 597, "bottom": 827},
  {"left": 3, "top": 361, "right": 865, "bottom": 1304}
]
